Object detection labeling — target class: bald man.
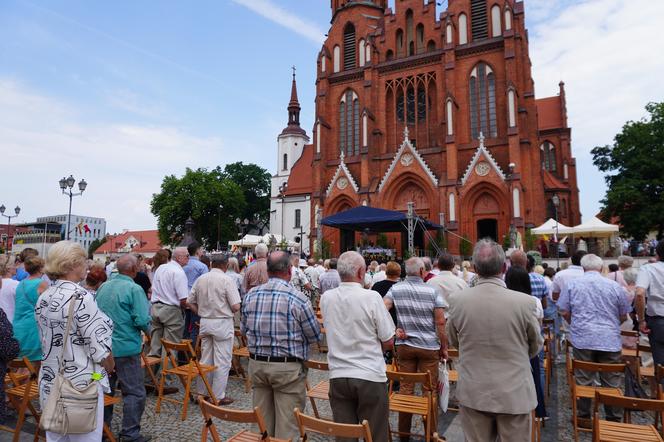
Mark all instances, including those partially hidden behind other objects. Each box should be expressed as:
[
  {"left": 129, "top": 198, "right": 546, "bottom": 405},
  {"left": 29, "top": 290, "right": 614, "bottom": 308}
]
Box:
[{"left": 97, "top": 254, "right": 152, "bottom": 442}]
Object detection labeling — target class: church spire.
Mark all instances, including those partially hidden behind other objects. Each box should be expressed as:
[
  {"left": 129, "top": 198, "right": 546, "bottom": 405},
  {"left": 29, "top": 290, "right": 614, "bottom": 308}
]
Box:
[{"left": 281, "top": 66, "right": 306, "bottom": 136}]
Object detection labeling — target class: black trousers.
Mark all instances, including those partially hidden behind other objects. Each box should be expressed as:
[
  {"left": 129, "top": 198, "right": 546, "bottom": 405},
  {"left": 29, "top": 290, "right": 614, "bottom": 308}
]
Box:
[{"left": 329, "top": 377, "right": 389, "bottom": 442}]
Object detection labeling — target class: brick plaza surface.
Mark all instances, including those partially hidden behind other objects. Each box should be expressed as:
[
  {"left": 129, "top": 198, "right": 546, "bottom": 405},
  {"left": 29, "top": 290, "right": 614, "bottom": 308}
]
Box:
[{"left": 2, "top": 349, "right": 655, "bottom": 441}]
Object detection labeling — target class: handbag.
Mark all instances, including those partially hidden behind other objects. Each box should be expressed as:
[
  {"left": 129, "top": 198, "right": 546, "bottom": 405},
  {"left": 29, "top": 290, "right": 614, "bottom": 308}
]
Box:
[
  {"left": 40, "top": 294, "right": 99, "bottom": 434},
  {"left": 438, "top": 360, "right": 450, "bottom": 412}
]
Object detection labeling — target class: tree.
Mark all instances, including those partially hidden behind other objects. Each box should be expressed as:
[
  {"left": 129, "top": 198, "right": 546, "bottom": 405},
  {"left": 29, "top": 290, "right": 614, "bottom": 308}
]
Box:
[
  {"left": 216, "top": 162, "right": 271, "bottom": 225},
  {"left": 591, "top": 102, "right": 664, "bottom": 240},
  {"left": 88, "top": 236, "right": 107, "bottom": 258},
  {"left": 150, "top": 168, "right": 246, "bottom": 247}
]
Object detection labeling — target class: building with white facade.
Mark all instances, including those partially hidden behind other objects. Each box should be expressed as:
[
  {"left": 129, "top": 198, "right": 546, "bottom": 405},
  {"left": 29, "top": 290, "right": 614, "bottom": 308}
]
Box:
[
  {"left": 269, "top": 72, "right": 313, "bottom": 256},
  {"left": 37, "top": 214, "right": 106, "bottom": 252}
]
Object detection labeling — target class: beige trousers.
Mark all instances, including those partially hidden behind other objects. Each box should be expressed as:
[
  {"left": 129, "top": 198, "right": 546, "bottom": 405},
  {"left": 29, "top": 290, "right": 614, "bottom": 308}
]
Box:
[
  {"left": 461, "top": 406, "right": 531, "bottom": 442},
  {"left": 249, "top": 359, "right": 307, "bottom": 441}
]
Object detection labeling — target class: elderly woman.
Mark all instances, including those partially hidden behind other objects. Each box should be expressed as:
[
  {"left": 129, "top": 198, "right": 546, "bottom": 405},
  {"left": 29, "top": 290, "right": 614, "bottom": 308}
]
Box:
[
  {"left": 0, "top": 255, "right": 19, "bottom": 323},
  {"left": 82, "top": 264, "right": 107, "bottom": 297},
  {"left": 36, "top": 241, "right": 114, "bottom": 442},
  {"left": 14, "top": 255, "right": 49, "bottom": 365}
]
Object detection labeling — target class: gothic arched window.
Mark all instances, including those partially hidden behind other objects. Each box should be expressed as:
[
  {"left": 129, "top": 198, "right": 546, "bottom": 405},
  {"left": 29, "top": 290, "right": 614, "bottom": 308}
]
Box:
[
  {"left": 469, "top": 62, "right": 497, "bottom": 139},
  {"left": 339, "top": 90, "right": 360, "bottom": 156},
  {"left": 283, "top": 153, "right": 288, "bottom": 171},
  {"left": 343, "top": 23, "right": 356, "bottom": 70},
  {"left": 541, "top": 141, "right": 557, "bottom": 172}
]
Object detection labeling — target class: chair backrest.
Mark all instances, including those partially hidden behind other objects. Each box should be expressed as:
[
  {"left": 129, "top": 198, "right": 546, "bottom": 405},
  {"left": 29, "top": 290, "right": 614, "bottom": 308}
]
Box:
[
  {"left": 638, "top": 344, "right": 652, "bottom": 355},
  {"left": 293, "top": 408, "right": 372, "bottom": 442},
  {"left": 594, "top": 391, "right": 664, "bottom": 413},
  {"left": 387, "top": 370, "right": 433, "bottom": 393},
  {"left": 199, "top": 399, "right": 269, "bottom": 441},
  {"left": 621, "top": 330, "right": 639, "bottom": 338},
  {"left": 447, "top": 348, "right": 459, "bottom": 358},
  {"left": 6, "top": 357, "right": 38, "bottom": 385},
  {"left": 571, "top": 359, "right": 625, "bottom": 374},
  {"left": 161, "top": 338, "right": 197, "bottom": 370},
  {"left": 304, "top": 360, "right": 329, "bottom": 371}
]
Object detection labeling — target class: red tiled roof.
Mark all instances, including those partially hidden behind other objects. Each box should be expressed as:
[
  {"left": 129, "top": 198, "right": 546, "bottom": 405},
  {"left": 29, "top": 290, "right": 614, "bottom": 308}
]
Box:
[
  {"left": 285, "top": 145, "right": 314, "bottom": 196},
  {"left": 542, "top": 170, "right": 566, "bottom": 190},
  {"left": 94, "top": 230, "right": 162, "bottom": 254},
  {"left": 536, "top": 96, "right": 563, "bottom": 130}
]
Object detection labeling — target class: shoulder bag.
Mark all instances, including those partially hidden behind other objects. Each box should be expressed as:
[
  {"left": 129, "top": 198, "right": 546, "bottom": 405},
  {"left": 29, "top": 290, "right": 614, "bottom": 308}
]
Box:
[{"left": 40, "top": 293, "right": 99, "bottom": 434}]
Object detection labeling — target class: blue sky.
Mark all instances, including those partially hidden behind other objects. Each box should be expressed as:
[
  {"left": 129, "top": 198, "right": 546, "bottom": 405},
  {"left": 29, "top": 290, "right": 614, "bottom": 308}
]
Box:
[{"left": 2, "top": 0, "right": 663, "bottom": 233}]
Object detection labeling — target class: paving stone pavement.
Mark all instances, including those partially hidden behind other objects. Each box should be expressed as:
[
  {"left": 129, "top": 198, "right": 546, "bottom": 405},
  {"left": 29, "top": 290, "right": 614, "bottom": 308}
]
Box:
[{"left": 3, "top": 350, "right": 656, "bottom": 441}]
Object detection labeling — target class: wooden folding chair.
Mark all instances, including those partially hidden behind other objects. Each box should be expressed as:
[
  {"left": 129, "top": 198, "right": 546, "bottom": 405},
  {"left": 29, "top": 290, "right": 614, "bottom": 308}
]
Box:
[
  {"left": 198, "top": 398, "right": 289, "bottom": 442},
  {"left": 294, "top": 408, "right": 373, "bottom": 442},
  {"left": 432, "top": 433, "right": 446, "bottom": 442},
  {"left": 542, "top": 337, "right": 552, "bottom": 398},
  {"left": 570, "top": 359, "right": 625, "bottom": 442},
  {"left": 155, "top": 339, "right": 217, "bottom": 420},
  {"left": 304, "top": 360, "right": 329, "bottom": 419},
  {"left": 316, "top": 317, "right": 328, "bottom": 354},
  {"left": 231, "top": 329, "right": 251, "bottom": 392},
  {"left": 593, "top": 391, "right": 664, "bottom": 441},
  {"left": 446, "top": 348, "right": 459, "bottom": 412},
  {"left": 4, "top": 358, "right": 41, "bottom": 442},
  {"left": 621, "top": 330, "right": 640, "bottom": 359},
  {"left": 531, "top": 410, "right": 541, "bottom": 442},
  {"left": 103, "top": 394, "right": 121, "bottom": 442},
  {"left": 386, "top": 370, "right": 435, "bottom": 442},
  {"left": 639, "top": 344, "right": 656, "bottom": 391},
  {"left": 141, "top": 333, "right": 161, "bottom": 391}
]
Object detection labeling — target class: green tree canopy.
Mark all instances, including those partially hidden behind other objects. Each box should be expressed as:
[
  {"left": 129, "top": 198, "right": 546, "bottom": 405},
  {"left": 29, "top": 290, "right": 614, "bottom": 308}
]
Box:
[
  {"left": 591, "top": 102, "right": 664, "bottom": 240},
  {"left": 150, "top": 167, "right": 246, "bottom": 247},
  {"left": 216, "top": 162, "right": 271, "bottom": 225}
]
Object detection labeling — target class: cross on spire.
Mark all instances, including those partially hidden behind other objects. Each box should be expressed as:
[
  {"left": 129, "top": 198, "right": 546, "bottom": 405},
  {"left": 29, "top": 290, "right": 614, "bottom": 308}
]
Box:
[
  {"left": 478, "top": 131, "right": 485, "bottom": 148},
  {"left": 292, "top": 65, "right": 296, "bottom": 79}
]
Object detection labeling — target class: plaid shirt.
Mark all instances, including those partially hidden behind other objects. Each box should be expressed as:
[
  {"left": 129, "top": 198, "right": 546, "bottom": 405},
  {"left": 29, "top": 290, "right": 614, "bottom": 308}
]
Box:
[
  {"left": 529, "top": 272, "right": 548, "bottom": 301},
  {"left": 241, "top": 277, "right": 321, "bottom": 359}
]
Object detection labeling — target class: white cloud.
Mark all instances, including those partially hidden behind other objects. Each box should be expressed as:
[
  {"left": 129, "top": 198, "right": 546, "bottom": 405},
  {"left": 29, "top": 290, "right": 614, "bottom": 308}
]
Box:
[
  {"left": 0, "top": 78, "right": 242, "bottom": 232},
  {"left": 230, "top": 0, "right": 326, "bottom": 45},
  {"left": 527, "top": 0, "right": 664, "bottom": 220}
]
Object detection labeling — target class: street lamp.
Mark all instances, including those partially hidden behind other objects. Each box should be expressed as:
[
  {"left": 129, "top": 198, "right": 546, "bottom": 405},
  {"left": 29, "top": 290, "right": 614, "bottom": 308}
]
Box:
[
  {"left": 217, "top": 204, "right": 223, "bottom": 251},
  {"left": 59, "top": 175, "right": 87, "bottom": 240},
  {"left": 278, "top": 182, "right": 288, "bottom": 243},
  {"left": 552, "top": 194, "right": 560, "bottom": 269},
  {"left": 0, "top": 204, "right": 20, "bottom": 254}
]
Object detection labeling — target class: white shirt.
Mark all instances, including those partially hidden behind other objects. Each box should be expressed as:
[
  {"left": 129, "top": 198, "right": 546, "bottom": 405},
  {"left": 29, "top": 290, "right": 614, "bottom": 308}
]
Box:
[
  {"left": 637, "top": 262, "right": 664, "bottom": 317},
  {"left": 315, "top": 265, "right": 325, "bottom": 277},
  {"left": 427, "top": 271, "right": 468, "bottom": 304},
  {"left": 152, "top": 260, "right": 189, "bottom": 306},
  {"left": 371, "top": 270, "right": 387, "bottom": 284},
  {"left": 0, "top": 278, "right": 19, "bottom": 323},
  {"left": 321, "top": 282, "right": 395, "bottom": 383},
  {"left": 551, "top": 265, "right": 585, "bottom": 295}
]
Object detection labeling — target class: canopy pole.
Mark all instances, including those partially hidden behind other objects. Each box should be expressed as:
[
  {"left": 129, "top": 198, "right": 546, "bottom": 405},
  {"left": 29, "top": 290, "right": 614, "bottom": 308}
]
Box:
[
  {"left": 316, "top": 206, "right": 322, "bottom": 256},
  {"left": 407, "top": 202, "right": 414, "bottom": 257}
]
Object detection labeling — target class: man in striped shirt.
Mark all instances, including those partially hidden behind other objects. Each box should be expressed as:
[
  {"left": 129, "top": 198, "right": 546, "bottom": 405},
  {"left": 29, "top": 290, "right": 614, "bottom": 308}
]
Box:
[
  {"left": 384, "top": 257, "right": 448, "bottom": 441},
  {"left": 241, "top": 251, "right": 321, "bottom": 441}
]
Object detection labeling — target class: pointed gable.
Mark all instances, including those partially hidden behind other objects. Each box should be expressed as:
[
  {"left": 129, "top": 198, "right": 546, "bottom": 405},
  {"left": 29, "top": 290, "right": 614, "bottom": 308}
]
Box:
[
  {"left": 326, "top": 151, "right": 360, "bottom": 197},
  {"left": 378, "top": 127, "right": 438, "bottom": 193},
  {"left": 461, "top": 132, "right": 506, "bottom": 185}
]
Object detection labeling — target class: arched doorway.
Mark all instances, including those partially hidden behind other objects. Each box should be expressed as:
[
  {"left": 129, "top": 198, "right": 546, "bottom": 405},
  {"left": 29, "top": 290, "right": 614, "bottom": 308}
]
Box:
[
  {"left": 473, "top": 192, "right": 500, "bottom": 242},
  {"left": 477, "top": 218, "right": 498, "bottom": 241},
  {"left": 385, "top": 178, "right": 434, "bottom": 254}
]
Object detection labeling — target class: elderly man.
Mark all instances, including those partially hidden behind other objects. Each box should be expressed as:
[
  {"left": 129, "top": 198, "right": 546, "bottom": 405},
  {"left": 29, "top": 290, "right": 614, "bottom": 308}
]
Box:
[
  {"left": 552, "top": 250, "right": 587, "bottom": 301},
  {"left": 242, "top": 243, "right": 269, "bottom": 293},
  {"left": 447, "top": 239, "right": 543, "bottom": 441},
  {"left": 182, "top": 241, "right": 209, "bottom": 345},
  {"left": 149, "top": 247, "right": 189, "bottom": 364},
  {"left": 187, "top": 254, "right": 240, "bottom": 405},
  {"left": 427, "top": 253, "right": 468, "bottom": 304},
  {"left": 558, "top": 253, "right": 630, "bottom": 424},
  {"left": 636, "top": 242, "right": 664, "bottom": 373},
  {"left": 384, "top": 257, "right": 447, "bottom": 441},
  {"left": 97, "top": 254, "right": 152, "bottom": 442},
  {"left": 322, "top": 251, "right": 395, "bottom": 441},
  {"left": 241, "top": 251, "right": 321, "bottom": 440},
  {"left": 319, "top": 258, "right": 341, "bottom": 295}
]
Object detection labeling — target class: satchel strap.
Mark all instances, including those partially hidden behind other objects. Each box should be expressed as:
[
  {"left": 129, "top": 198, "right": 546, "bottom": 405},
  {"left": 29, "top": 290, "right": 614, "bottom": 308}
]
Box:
[{"left": 59, "top": 292, "right": 80, "bottom": 375}]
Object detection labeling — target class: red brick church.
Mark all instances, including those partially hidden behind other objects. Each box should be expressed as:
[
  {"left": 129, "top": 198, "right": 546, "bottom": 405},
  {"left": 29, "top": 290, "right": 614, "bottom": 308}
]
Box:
[{"left": 279, "top": 0, "right": 580, "bottom": 256}]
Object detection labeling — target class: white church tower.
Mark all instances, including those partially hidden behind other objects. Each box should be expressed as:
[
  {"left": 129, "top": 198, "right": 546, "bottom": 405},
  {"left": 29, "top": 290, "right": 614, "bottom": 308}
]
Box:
[{"left": 269, "top": 69, "right": 311, "bottom": 253}]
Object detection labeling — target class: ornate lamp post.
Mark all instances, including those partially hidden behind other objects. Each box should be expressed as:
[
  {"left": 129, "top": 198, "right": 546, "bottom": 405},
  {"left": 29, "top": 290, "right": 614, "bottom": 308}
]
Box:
[
  {"left": 552, "top": 194, "right": 560, "bottom": 269},
  {"left": 278, "top": 182, "right": 288, "bottom": 242},
  {"left": 0, "top": 204, "right": 20, "bottom": 254},
  {"left": 59, "top": 175, "right": 87, "bottom": 240}
]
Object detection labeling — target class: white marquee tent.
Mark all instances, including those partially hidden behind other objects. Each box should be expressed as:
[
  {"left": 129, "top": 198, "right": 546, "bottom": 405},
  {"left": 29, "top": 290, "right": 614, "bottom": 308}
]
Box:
[{"left": 531, "top": 218, "right": 575, "bottom": 236}]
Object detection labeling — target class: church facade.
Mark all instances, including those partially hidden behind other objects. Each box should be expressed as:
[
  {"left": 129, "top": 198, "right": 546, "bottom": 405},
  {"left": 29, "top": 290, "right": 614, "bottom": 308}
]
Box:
[{"left": 272, "top": 0, "right": 580, "bottom": 256}]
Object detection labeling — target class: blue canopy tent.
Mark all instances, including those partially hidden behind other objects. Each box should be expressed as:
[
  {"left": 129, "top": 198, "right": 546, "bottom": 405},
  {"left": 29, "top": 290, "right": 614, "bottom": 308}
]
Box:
[{"left": 320, "top": 206, "right": 442, "bottom": 232}]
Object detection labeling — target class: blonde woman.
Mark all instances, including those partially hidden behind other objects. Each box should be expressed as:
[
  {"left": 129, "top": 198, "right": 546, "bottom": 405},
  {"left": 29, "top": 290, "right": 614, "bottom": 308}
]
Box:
[{"left": 36, "top": 241, "right": 114, "bottom": 442}]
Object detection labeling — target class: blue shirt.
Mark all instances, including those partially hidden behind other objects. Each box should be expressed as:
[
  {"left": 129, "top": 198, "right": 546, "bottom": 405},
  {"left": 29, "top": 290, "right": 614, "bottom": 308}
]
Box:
[
  {"left": 183, "top": 256, "right": 208, "bottom": 290},
  {"left": 557, "top": 271, "right": 630, "bottom": 352},
  {"left": 529, "top": 272, "right": 548, "bottom": 301},
  {"left": 13, "top": 267, "right": 28, "bottom": 282},
  {"left": 241, "top": 278, "right": 321, "bottom": 359}
]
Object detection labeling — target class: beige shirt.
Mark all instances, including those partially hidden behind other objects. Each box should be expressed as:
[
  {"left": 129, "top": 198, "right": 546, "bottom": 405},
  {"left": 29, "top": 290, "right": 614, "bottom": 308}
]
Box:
[
  {"left": 242, "top": 258, "right": 268, "bottom": 293},
  {"left": 188, "top": 269, "right": 241, "bottom": 319},
  {"left": 427, "top": 271, "right": 468, "bottom": 304}
]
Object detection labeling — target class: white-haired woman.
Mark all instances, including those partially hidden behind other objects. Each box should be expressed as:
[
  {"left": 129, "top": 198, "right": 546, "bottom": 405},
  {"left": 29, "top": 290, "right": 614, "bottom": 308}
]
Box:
[{"left": 36, "top": 241, "right": 114, "bottom": 442}]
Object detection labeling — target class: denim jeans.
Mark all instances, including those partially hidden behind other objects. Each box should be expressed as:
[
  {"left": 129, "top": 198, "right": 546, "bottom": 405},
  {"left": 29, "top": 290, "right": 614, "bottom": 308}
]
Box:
[
  {"left": 647, "top": 315, "right": 664, "bottom": 383},
  {"left": 104, "top": 355, "right": 146, "bottom": 441}
]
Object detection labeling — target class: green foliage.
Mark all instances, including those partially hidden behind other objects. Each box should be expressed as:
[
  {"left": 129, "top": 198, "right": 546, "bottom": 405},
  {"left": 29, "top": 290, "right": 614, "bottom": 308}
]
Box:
[
  {"left": 527, "top": 251, "right": 542, "bottom": 266},
  {"left": 502, "top": 234, "right": 511, "bottom": 251},
  {"left": 525, "top": 228, "right": 536, "bottom": 251},
  {"left": 216, "top": 162, "right": 271, "bottom": 225},
  {"left": 88, "top": 236, "right": 107, "bottom": 258},
  {"left": 591, "top": 102, "right": 664, "bottom": 240},
  {"left": 150, "top": 167, "right": 246, "bottom": 247},
  {"left": 376, "top": 233, "right": 389, "bottom": 249},
  {"left": 426, "top": 230, "right": 447, "bottom": 255},
  {"left": 459, "top": 235, "right": 472, "bottom": 258}
]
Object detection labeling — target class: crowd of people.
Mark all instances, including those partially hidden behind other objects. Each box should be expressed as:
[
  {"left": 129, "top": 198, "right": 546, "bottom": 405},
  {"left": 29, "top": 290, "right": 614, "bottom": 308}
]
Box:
[{"left": 0, "top": 237, "right": 663, "bottom": 441}]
